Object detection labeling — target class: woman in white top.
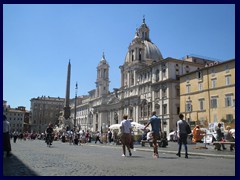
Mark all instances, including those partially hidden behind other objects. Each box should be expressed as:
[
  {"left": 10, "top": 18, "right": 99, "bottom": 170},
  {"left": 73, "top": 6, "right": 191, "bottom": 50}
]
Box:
[{"left": 120, "top": 114, "right": 132, "bottom": 157}]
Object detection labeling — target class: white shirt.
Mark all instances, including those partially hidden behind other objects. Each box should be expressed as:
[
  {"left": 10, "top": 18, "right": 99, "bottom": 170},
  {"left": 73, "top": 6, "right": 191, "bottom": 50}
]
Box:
[{"left": 120, "top": 119, "right": 132, "bottom": 133}]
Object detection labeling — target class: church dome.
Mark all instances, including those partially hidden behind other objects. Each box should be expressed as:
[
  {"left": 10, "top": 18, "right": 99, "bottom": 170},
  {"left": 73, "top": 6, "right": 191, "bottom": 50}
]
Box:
[
  {"left": 143, "top": 40, "right": 163, "bottom": 60},
  {"left": 124, "top": 17, "right": 163, "bottom": 63},
  {"left": 124, "top": 41, "right": 163, "bottom": 63}
]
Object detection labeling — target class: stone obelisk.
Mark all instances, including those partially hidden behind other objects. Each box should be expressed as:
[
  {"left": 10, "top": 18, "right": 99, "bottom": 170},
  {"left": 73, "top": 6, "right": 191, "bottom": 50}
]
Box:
[{"left": 63, "top": 60, "right": 71, "bottom": 120}]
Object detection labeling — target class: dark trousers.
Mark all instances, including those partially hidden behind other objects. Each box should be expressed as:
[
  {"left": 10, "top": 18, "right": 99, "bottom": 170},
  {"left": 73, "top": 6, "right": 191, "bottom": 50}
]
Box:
[
  {"left": 13, "top": 136, "right": 17, "bottom": 143},
  {"left": 95, "top": 136, "right": 102, "bottom": 143},
  {"left": 3, "top": 133, "right": 11, "bottom": 154},
  {"left": 121, "top": 133, "right": 131, "bottom": 155},
  {"left": 178, "top": 133, "right": 188, "bottom": 155}
]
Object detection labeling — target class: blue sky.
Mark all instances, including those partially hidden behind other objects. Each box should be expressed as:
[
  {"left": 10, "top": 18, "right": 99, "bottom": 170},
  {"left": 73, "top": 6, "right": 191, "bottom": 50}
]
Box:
[{"left": 3, "top": 4, "right": 235, "bottom": 110}]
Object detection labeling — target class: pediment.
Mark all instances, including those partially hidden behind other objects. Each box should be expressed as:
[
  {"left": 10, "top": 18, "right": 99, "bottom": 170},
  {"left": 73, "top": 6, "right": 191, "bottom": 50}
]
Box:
[{"left": 107, "top": 96, "right": 120, "bottom": 104}]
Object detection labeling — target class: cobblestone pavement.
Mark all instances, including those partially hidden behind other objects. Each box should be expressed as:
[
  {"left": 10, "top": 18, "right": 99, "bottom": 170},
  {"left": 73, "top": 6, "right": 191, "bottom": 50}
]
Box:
[
  {"left": 135, "top": 141, "right": 235, "bottom": 159},
  {"left": 3, "top": 140, "right": 235, "bottom": 176}
]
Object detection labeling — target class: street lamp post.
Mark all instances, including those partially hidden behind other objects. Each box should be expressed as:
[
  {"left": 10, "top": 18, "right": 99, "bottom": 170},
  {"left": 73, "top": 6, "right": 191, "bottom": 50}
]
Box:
[{"left": 74, "top": 82, "right": 78, "bottom": 129}]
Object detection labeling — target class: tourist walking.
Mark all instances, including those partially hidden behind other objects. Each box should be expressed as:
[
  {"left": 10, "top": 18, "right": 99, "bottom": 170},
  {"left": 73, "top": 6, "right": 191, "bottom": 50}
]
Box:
[
  {"left": 107, "top": 129, "right": 112, "bottom": 143},
  {"left": 176, "top": 113, "right": 190, "bottom": 158},
  {"left": 3, "top": 115, "right": 12, "bottom": 157},
  {"left": 143, "top": 111, "right": 161, "bottom": 158},
  {"left": 216, "top": 123, "right": 226, "bottom": 150},
  {"left": 45, "top": 123, "right": 54, "bottom": 146},
  {"left": 68, "top": 130, "right": 73, "bottom": 145},
  {"left": 95, "top": 131, "right": 102, "bottom": 144},
  {"left": 13, "top": 131, "right": 18, "bottom": 143},
  {"left": 74, "top": 131, "right": 79, "bottom": 145},
  {"left": 85, "top": 130, "right": 90, "bottom": 143},
  {"left": 120, "top": 115, "right": 132, "bottom": 157}
]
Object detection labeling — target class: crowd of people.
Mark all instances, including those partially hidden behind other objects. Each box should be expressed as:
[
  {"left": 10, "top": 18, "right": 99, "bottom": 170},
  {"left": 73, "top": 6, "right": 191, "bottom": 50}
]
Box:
[{"left": 3, "top": 113, "right": 235, "bottom": 159}]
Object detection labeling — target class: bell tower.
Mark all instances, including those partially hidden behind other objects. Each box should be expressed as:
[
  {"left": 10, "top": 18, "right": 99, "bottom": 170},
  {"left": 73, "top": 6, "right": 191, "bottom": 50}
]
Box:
[{"left": 96, "top": 52, "right": 110, "bottom": 97}]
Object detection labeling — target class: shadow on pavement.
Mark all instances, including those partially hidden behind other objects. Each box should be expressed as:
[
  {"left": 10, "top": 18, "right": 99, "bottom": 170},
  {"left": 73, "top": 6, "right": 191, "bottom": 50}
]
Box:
[{"left": 3, "top": 154, "right": 39, "bottom": 176}]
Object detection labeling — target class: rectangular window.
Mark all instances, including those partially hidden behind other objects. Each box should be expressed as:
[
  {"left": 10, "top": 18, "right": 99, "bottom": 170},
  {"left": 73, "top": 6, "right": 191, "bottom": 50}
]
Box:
[
  {"left": 185, "top": 103, "right": 192, "bottom": 112},
  {"left": 155, "top": 90, "right": 160, "bottom": 98},
  {"left": 132, "top": 50, "right": 134, "bottom": 61},
  {"left": 176, "top": 87, "right": 180, "bottom": 97},
  {"left": 148, "top": 103, "right": 151, "bottom": 117},
  {"left": 212, "top": 79, "right": 216, "bottom": 88},
  {"left": 186, "top": 85, "right": 190, "bottom": 93},
  {"left": 162, "top": 69, "right": 166, "bottom": 78},
  {"left": 163, "top": 104, "right": 167, "bottom": 114},
  {"left": 196, "top": 71, "right": 203, "bottom": 79},
  {"left": 139, "top": 49, "right": 142, "bottom": 61},
  {"left": 199, "top": 99, "right": 204, "bottom": 111},
  {"left": 104, "top": 69, "right": 106, "bottom": 78},
  {"left": 175, "top": 69, "right": 179, "bottom": 75},
  {"left": 225, "top": 64, "right": 229, "bottom": 73},
  {"left": 144, "top": 104, "right": 147, "bottom": 117},
  {"left": 198, "top": 83, "right": 203, "bottom": 91},
  {"left": 225, "top": 76, "right": 231, "bottom": 85},
  {"left": 162, "top": 89, "right": 167, "bottom": 98},
  {"left": 211, "top": 96, "right": 218, "bottom": 108},
  {"left": 225, "top": 94, "right": 232, "bottom": 107}
]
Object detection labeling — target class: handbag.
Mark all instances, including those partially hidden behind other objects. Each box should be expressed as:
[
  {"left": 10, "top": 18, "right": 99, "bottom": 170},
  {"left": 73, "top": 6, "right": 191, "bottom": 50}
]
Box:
[{"left": 186, "top": 124, "right": 191, "bottom": 134}]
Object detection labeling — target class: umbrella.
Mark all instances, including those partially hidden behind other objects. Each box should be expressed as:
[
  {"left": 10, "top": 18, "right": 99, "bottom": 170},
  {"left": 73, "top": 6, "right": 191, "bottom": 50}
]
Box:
[
  {"left": 109, "top": 124, "right": 121, "bottom": 130},
  {"left": 131, "top": 122, "right": 145, "bottom": 130},
  {"left": 109, "top": 122, "right": 146, "bottom": 130}
]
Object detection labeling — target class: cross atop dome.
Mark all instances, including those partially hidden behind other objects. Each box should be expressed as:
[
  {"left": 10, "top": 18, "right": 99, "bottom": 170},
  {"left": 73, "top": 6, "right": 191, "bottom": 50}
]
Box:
[
  {"left": 143, "top": 15, "right": 145, "bottom": 24},
  {"left": 101, "top": 52, "right": 106, "bottom": 62}
]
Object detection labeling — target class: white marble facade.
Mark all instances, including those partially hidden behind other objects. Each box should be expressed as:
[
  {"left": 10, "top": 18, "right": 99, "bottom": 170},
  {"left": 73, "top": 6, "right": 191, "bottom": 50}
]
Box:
[{"left": 70, "top": 18, "right": 210, "bottom": 135}]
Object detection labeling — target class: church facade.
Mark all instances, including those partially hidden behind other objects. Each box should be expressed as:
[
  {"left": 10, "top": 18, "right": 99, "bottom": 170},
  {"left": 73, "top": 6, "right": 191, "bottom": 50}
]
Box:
[{"left": 68, "top": 18, "right": 214, "bottom": 135}]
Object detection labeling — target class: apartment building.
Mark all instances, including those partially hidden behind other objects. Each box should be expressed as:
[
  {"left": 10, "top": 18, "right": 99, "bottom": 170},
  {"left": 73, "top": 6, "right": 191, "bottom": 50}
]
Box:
[{"left": 179, "top": 59, "right": 235, "bottom": 128}]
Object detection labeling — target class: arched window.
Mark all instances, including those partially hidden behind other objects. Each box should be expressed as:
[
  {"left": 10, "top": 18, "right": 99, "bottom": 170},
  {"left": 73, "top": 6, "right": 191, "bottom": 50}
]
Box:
[
  {"left": 141, "top": 99, "right": 147, "bottom": 117},
  {"left": 148, "top": 103, "right": 151, "bottom": 117},
  {"left": 139, "top": 49, "right": 142, "bottom": 61},
  {"left": 144, "top": 103, "right": 147, "bottom": 117},
  {"left": 103, "top": 69, "right": 107, "bottom": 78},
  {"left": 129, "top": 106, "right": 133, "bottom": 119},
  {"left": 156, "top": 69, "right": 159, "bottom": 82},
  {"left": 142, "top": 32, "right": 145, "bottom": 40},
  {"left": 131, "top": 72, "right": 134, "bottom": 86},
  {"left": 132, "top": 50, "right": 134, "bottom": 61}
]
